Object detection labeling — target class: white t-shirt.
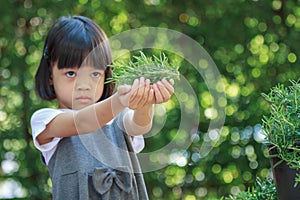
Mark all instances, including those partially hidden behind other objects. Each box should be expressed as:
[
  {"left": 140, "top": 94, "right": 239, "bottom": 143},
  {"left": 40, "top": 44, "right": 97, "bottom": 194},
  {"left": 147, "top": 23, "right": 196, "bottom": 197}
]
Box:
[{"left": 30, "top": 108, "right": 145, "bottom": 165}]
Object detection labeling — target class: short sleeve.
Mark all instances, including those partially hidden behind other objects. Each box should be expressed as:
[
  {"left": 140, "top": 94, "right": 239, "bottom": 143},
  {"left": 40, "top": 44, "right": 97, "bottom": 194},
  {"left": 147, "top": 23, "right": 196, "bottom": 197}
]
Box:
[
  {"left": 114, "top": 108, "right": 145, "bottom": 153},
  {"left": 30, "top": 108, "right": 64, "bottom": 152},
  {"left": 132, "top": 135, "right": 145, "bottom": 153}
]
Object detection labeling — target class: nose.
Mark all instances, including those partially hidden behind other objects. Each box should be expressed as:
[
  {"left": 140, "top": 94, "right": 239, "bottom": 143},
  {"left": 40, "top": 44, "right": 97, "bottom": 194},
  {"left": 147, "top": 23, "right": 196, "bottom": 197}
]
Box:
[{"left": 75, "top": 75, "right": 91, "bottom": 91}]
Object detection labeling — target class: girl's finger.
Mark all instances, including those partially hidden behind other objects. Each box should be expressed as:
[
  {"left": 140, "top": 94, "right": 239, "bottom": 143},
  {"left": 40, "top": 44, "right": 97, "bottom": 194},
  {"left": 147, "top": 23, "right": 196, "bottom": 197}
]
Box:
[
  {"left": 169, "top": 79, "right": 174, "bottom": 85},
  {"left": 129, "top": 77, "right": 146, "bottom": 108},
  {"left": 161, "top": 78, "right": 175, "bottom": 94},
  {"left": 153, "top": 83, "right": 164, "bottom": 104},
  {"left": 129, "top": 79, "right": 139, "bottom": 99},
  {"left": 147, "top": 88, "right": 155, "bottom": 104},
  {"left": 156, "top": 81, "right": 172, "bottom": 101},
  {"left": 128, "top": 79, "right": 139, "bottom": 109},
  {"left": 117, "top": 85, "right": 132, "bottom": 107},
  {"left": 129, "top": 78, "right": 141, "bottom": 103},
  {"left": 117, "top": 85, "right": 132, "bottom": 95},
  {"left": 140, "top": 79, "right": 151, "bottom": 106}
]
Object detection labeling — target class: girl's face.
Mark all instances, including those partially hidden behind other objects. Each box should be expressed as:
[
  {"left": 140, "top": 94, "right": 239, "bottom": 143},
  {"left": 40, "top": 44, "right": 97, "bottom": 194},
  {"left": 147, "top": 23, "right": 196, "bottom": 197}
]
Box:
[{"left": 51, "top": 63, "right": 105, "bottom": 110}]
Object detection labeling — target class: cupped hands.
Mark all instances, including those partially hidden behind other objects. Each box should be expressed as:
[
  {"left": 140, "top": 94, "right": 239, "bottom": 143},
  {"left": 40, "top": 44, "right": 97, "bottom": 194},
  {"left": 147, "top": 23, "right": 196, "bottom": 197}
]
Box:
[{"left": 117, "top": 77, "right": 174, "bottom": 109}]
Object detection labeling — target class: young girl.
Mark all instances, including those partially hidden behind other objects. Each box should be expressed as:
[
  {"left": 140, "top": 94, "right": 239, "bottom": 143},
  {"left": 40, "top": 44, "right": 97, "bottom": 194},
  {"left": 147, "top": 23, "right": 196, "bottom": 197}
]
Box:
[{"left": 30, "top": 16, "right": 174, "bottom": 199}]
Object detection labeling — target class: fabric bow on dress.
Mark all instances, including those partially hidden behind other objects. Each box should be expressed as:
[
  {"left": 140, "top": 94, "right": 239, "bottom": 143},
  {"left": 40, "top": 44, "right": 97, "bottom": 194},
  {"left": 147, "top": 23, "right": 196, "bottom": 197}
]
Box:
[{"left": 92, "top": 166, "right": 133, "bottom": 196}]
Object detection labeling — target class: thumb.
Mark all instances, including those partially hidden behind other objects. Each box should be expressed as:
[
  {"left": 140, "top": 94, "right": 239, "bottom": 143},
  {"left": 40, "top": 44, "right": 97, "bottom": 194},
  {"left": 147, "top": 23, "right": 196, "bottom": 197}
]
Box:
[{"left": 118, "top": 85, "right": 132, "bottom": 95}]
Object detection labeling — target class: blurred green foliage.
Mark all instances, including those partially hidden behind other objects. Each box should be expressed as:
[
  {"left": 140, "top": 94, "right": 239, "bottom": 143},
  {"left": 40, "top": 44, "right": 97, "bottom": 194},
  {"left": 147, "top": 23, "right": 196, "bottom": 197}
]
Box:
[
  {"left": 1, "top": 0, "right": 300, "bottom": 199},
  {"left": 225, "top": 177, "right": 277, "bottom": 200}
]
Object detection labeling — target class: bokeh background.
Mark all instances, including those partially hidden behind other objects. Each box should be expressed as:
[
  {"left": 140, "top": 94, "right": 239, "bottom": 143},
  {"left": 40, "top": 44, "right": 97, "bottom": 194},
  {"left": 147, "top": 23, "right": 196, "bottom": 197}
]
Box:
[{"left": 1, "top": 0, "right": 300, "bottom": 199}]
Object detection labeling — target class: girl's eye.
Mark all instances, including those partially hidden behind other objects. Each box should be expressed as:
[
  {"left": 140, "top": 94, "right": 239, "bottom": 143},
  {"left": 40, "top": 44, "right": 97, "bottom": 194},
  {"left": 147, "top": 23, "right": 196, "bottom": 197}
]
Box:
[
  {"left": 66, "top": 71, "right": 76, "bottom": 77},
  {"left": 91, "top": 72, "right": 102, "bottom": 78}
]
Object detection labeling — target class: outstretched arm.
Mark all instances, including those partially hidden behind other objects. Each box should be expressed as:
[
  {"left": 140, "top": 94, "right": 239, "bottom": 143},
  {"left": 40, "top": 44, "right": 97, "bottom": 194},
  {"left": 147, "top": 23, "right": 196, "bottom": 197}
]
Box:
[
  {"left": 124, "top": 77, "right": 174, "bottom": 136},
  {"left": 36, "top": 85, "right": 132, "bottom": 145}
]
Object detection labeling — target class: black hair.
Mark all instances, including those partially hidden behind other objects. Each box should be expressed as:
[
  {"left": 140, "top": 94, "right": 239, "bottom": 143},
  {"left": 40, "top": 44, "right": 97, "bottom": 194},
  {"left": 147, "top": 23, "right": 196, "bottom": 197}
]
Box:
[{"left": 35, "top": 15, "right": 114, "bottom": 101}]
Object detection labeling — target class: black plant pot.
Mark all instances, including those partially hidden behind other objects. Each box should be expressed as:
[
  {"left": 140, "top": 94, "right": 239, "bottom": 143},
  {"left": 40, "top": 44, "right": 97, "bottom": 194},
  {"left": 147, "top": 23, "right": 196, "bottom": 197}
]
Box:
[{"left": 269, "top": 147, "right": 300, "bottom": 200}]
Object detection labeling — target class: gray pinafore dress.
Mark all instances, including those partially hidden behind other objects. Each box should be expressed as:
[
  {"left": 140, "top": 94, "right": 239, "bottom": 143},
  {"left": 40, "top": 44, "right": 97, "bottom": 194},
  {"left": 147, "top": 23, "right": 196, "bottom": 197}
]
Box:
[{"left": 46, "top": 111, "right": 149, "bottom": 200}]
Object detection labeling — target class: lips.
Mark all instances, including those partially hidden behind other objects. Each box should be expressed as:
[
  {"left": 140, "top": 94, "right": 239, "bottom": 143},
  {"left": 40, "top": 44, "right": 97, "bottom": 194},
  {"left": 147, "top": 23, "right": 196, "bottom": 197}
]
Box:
[{"left": 75, "top": 96, "right": 92, "bottom": 103}]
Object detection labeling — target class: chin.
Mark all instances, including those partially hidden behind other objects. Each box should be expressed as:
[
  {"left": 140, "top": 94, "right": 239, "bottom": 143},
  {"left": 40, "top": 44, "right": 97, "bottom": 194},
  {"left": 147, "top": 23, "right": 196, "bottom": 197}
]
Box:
[{"left": 74, "top": 102, "right": 94, "bottom": 110}]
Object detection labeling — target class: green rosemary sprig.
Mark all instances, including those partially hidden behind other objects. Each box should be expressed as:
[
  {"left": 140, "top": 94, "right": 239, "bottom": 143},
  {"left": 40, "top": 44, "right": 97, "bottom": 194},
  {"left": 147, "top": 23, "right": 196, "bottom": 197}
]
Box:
[{"left": 107, "top": 51, "right": 180, "bottom": 86}]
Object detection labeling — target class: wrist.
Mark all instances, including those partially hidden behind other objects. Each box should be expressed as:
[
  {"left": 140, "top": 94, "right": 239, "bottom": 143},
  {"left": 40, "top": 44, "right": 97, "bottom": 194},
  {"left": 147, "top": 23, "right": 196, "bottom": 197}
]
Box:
[
  {"left": 132, "top": 105, "right": 154, "bottom": 130},
  {"left": 134, "top": 104, "right": 154, "bottom": 118}
]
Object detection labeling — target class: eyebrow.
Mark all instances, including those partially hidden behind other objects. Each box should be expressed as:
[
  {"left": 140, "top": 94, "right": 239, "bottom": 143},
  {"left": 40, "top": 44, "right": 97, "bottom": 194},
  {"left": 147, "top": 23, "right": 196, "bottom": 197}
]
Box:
[{"left": 58, "top": 67, "right": 79, "bottom": 72}]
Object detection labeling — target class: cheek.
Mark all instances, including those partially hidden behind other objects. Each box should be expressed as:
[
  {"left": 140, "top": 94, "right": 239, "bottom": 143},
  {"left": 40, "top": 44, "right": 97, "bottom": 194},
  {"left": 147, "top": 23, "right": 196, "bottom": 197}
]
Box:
[
  {"left": 94, "top": 80, "right": 104, "bottom": 99},
  {"left": 96, "top": 85, "right": 104, "bottom": 96}
]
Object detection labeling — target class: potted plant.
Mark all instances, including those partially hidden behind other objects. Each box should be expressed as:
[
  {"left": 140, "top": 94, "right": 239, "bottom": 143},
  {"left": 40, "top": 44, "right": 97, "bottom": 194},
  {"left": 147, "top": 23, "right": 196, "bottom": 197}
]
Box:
[{"left": 262, "top": 80, "right": 300, "bottom": 199}]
